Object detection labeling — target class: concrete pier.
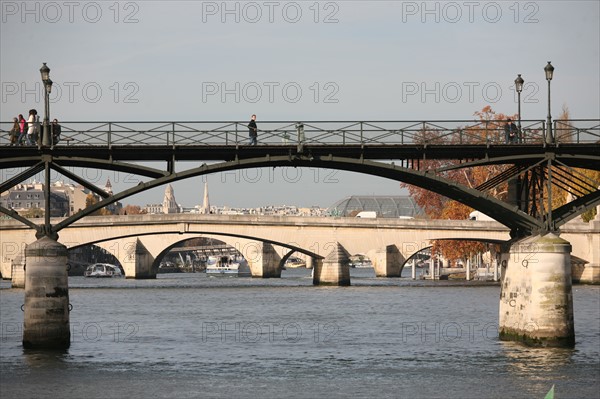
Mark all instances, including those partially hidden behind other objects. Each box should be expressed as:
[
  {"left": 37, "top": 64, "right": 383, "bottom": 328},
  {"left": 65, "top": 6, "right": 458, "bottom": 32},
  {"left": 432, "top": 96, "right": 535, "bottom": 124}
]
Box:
[
  {"left": 369, "top": 245, "right": 403, "bottom": 277},
  {"left": 22, "top": 236, "right": 70, "bottom": 349},
  {"left": 313, "top": 243, "right": 350, "bottom": 286},
  {"left": 123, "top": 238, "right": 156, "bottom": 279},
  {"left": 244, "top": 242, "right": 282, "bottom": 278},
  {"left": 499, "top": 233, "right": 574, "bottom": 347},
  {"left": 10, "top": 250, "right": 26, "bottom": 289}
]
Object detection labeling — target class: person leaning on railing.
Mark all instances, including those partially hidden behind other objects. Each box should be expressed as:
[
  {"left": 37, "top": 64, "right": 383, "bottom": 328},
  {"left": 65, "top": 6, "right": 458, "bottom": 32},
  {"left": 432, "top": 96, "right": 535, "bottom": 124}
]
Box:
[
  {"left": 51, "top": 119, "right": 61, "bottom": 145},
  {"left": 504, "top": 118, "right": 518, "bottom": 144}
]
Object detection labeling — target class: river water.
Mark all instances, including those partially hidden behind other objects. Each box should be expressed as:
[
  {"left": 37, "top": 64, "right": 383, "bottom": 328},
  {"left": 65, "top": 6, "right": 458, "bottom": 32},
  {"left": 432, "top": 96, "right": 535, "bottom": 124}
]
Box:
[{"left": 1, "top": 269, "right": 599, "bottom": 399}]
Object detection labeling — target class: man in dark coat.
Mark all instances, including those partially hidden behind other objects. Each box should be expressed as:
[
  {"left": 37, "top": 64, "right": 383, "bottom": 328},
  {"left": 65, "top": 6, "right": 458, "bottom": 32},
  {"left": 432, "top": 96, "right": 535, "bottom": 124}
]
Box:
[
  {"left": 248, "top": 114, "right": 257, "bottom": 145},
  {"left": 504, "top": 118, "right": 518, "bottom": 144}
]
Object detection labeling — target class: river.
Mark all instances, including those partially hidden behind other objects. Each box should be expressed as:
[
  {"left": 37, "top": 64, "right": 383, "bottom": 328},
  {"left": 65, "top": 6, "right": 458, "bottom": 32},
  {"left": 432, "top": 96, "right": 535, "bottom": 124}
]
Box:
[{"left": 1, "top": 269, "right": 599, "bottom": 398}]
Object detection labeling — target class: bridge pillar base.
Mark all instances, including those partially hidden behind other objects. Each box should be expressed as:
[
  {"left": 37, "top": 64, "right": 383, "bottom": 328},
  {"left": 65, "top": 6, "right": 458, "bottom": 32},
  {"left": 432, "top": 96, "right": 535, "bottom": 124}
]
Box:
[
  {"left": 22, "top": 237, "right": 70, "bottom": 349},
  {"left": 369, "top": 245, "right": 403, "bottom": 277},
  {"left": 313, "top": 243, "right": 350, "bottom": 286},
  {"left": 123, "top": 238, "right": 156, "bottom": 279},
  {"left": 499, "top": 233, "right": 574, "bottom": 347},
  {"left": 245, "top": 242, "right": 281, "bottom": 278},
  {"left": 11, "top": 250, "right": 26, "bottom": 289}
]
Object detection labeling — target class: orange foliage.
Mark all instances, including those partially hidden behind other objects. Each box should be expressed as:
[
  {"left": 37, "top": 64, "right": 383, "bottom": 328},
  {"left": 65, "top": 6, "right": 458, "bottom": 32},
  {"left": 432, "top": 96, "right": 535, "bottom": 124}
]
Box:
[{"left": 401, "top": 106, "right": 514, "bottom": 264}]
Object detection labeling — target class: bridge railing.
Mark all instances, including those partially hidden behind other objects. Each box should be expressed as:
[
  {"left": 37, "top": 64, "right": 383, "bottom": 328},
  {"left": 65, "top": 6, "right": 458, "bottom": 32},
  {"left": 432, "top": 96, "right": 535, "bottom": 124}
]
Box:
[{"left": 0, "top": 119, "right": 598, "bottom": 146}]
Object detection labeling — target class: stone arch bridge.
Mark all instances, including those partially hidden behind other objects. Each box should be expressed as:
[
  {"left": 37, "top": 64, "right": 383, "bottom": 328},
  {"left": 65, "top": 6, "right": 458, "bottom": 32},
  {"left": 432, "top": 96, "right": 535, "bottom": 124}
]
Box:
[{"left": 2, "top": 214, "right": 597, "bottom": 281}]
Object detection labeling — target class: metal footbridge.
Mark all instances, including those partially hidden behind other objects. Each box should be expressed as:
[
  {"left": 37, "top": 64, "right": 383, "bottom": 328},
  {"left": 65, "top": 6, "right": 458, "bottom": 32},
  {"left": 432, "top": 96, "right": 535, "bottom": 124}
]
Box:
[{"left": 1, "top": 119, "right": 599, "bottom": 239}]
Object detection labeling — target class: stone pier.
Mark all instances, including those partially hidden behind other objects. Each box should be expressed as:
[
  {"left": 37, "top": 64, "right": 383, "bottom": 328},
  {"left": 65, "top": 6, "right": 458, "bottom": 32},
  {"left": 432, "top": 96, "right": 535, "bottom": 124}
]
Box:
[
  {"left": 369, "top": 245, "right": 403, "bottom": 277},
  {"left": 10, "top": 249, "right": 26, "bottom": 289},
  {"left": 96, "top": 238, "right": 156, "bottom": 279},
  {"left": 499, "top": 233, "right": 574, "bottom": 347},
  {"left": 244, "top": 242, "right": 282, "bottom": 278},
  {"left": 124, "top": 238, "right": 156, "bottom": 279},
  {"left": 22, "top": 236, "right": 70, "bottom": 349},
  {"left": 313, "top": 243, "right": 350, "bottom": 286}
]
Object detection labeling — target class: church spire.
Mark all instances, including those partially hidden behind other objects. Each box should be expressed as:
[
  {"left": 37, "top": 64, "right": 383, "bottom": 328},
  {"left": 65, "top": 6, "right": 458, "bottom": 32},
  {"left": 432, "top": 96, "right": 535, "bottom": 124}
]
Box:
[
  {"left": 104, "top": 178, "right": 113, "bottom": 195},
  {"left": 202, "top": 181, "right": 210, "bottom": 214}
]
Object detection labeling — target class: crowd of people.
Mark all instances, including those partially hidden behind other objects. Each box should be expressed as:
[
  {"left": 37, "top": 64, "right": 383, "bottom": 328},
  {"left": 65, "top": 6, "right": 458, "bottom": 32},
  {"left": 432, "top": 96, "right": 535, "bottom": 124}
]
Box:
[{"left": 8, "top": 109, "right": 61, "bottom": 146}]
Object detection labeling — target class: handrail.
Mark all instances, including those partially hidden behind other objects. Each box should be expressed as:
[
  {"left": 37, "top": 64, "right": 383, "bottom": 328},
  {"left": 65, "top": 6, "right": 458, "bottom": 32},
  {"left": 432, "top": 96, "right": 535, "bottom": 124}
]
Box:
[{"left": 1, "top": 119, "right": 598, "bottom": 146}]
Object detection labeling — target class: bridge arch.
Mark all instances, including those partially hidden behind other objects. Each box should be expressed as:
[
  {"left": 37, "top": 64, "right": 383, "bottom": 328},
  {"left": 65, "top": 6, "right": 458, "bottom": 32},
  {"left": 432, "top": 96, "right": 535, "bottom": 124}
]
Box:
[
  {"left": 67, "top": 230, "right": 323, "bottom": 260},
  {"left": 4, "top": 153, "right": 600, "bottom": 239},
  {"left": 19, "top": 155, "right": 544, "bottom": 236},
  {"left": 65, "top": 229, "right": 325, "bottom": 278}
]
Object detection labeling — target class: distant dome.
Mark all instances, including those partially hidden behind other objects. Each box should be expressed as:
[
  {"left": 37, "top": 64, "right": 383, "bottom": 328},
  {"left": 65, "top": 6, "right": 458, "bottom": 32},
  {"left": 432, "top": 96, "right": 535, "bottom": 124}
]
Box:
[{"left": 327, "top": 196, "right": 423, "bottom": 218}]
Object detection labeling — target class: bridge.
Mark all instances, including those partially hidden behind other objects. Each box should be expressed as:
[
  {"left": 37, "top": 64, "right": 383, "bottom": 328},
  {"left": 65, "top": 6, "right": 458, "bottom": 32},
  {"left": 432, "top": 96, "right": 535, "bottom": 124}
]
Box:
[
  {"left": 2, "top": 213, "right": 598, "bottom": 281},
  {"left": 1, "top": 119, "right": 599, "bottom": 349},
  {"left": 1, "top": 213, "right": 513, "bottom": 278}
]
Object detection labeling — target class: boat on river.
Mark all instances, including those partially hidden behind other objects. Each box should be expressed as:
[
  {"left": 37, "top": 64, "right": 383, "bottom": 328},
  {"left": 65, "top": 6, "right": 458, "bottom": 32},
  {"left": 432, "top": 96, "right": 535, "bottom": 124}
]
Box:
[
  {"left": 84, "top": 263, "right": 123, "bottom": 278},
  {"left": 206, "top": 255, "right": 251, "bottom": 276},
  {"left": 284, "top": 256, "right": 306, "bottom": 268}
]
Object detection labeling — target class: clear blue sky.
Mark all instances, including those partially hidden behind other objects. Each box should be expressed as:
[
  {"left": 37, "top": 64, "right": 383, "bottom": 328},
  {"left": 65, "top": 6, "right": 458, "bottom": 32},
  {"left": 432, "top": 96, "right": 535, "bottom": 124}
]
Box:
[{"left": 2, "top": 1, "right": 599, "bottom": 208}]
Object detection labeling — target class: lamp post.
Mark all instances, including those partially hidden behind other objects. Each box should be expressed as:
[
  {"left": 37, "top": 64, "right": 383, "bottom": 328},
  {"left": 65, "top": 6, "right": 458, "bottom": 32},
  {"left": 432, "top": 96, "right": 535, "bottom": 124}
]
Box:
[
  {"left": 544, "top": 61, "right": 555, "bottom": 231},
  {"left": 40, "top": 63, "right": 53, "bottom": 147},
  {"left": 514, "top": 74, "right": 524, "bottom": 143},
  {"left": 544, "top": 61, "right": 554, "bottom": 144}
]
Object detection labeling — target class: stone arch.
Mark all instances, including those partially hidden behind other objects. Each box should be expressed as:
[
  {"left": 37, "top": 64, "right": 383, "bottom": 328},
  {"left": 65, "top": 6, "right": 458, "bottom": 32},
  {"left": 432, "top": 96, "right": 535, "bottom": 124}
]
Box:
[{"left": 70, "top": 231, "right": 323, "bottom": 279}]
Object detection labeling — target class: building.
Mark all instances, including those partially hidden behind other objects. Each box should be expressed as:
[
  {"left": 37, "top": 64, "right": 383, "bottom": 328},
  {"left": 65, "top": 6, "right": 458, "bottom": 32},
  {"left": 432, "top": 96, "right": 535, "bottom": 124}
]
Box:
[
  {"left": 0, "top": 182, "right": 69, "bottom": 217},
  {"left": 51, "top": 181, "right": 92, "bottom": 215},
  {"left": 327, "top": 195, "right": 423, "bottom": 218},
  {"left": 145, "top": 184, "right": 181, "bottom": 214},
  {"left": 1, "top": 179, "right": 122, "bottom": 218}
]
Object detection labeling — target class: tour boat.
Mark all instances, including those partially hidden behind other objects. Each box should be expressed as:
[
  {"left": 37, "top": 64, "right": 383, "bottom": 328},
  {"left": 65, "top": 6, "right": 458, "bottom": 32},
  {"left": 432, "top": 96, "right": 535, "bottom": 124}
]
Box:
[
  {"left": 206, "top": 255, "right": 251, "bottom": 276},
  {"left": 284, "top": 256, "right": 306, "bottom": 268},
  {"left": 84, "top": 263, "right": 123, "bottom": 278}
]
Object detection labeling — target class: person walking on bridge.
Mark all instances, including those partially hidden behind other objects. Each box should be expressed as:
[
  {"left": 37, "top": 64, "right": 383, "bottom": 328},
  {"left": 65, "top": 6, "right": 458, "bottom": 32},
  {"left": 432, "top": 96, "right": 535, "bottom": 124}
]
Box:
[
  {"left": 17, "top": 114, "right": 27, "bottom": 146},
  {"left": 26, "top": 109, "right": 39, "bottom": 146},
  {"left": 248, "top": 114, "right": 258, "bottom": 145},
  {"left": 9, "top": 117, "right": 19, "bottom": 146}
]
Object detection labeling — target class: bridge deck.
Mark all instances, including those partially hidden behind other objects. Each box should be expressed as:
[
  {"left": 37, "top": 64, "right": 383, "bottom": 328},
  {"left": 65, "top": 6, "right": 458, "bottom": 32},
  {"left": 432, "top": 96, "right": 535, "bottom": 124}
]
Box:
[{"left": 2, "top": 143, "right": 599, "bottom": 168}]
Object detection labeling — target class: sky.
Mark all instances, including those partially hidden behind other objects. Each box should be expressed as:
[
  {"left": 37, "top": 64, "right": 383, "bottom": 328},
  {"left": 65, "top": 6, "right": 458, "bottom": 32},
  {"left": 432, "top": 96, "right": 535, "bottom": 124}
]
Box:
[{"left": 1, "top": 0, "right": 599, "bottom": 209}]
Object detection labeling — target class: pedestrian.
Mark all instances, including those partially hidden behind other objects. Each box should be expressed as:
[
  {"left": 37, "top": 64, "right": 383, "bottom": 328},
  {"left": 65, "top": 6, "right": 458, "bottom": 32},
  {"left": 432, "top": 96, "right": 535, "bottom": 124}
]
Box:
[
  {"left": 26, "top": 109, "right": 38, "bottom": 146},
  {"left": 51, "top": 118, "right": 62, "bottom": 145},
  {"left": 17, "top": 114, "right": 27, "bottom": 145},
  {"left": 248, "top": 114, "right": 257, "bottom": 145},
  {"left": 9, "top": 117, "right": 19, "bottom": 146},
  {"left": 504, "top": 118, "right": 518, "bottom": 144}
]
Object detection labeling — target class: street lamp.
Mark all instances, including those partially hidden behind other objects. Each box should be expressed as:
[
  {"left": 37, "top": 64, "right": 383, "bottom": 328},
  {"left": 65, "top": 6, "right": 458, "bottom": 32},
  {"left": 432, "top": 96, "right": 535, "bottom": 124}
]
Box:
[
  {"left": 514, "top": 74, "right": 524, "bottom": 143},
  {"left": 544, "top": 61, "right": 554, "bottom": 144},
  {"left": 40, "top": 63, "right": 53, "bottom": 147}
]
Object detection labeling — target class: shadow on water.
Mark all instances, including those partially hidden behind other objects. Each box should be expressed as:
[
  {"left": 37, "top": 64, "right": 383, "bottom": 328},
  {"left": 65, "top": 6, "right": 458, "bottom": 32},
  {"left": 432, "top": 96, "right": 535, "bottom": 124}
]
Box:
[
  {"left": 22, "top": 347, "right": 71, "bottom": 368},
  {"left": 501, "top": 341, "right": 575, "bottom": 397}
]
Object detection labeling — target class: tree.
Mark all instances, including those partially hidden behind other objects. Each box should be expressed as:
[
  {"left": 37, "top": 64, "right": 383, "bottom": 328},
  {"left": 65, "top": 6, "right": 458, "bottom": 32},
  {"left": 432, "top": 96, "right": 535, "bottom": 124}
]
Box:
[
  {"left": 120, "top": 205, "right": 147, "bottom": 215},
  {"left": 85, "top": 193, "right": 113, "bottom": 216},
  {"left": 401, "top": 106, "right": 515, "bottom": 265},
  {"left": 553, "top": 105, "right": 599, "bottom": 222},
  {"left": 20, "top": 207, "right": 44, "bottom": 219}
]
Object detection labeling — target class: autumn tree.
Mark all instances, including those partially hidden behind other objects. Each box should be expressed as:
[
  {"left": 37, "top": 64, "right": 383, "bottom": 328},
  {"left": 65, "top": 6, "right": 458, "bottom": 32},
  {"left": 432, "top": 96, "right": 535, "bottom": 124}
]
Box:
[
  {"left": 20, "top": 207, "right": 44, "bottom": 219},
  {"left": 120, "top": 204, "right": 147, "bottom": 215},
  {"left": 401, "top": 106, "right": 515, "bottom": 265},
  {"left": 556, "top": 105, "right": 600, "bottom": 221},
  {"left": 85, "top": 193, "right": 114, "bottom": 216}
]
